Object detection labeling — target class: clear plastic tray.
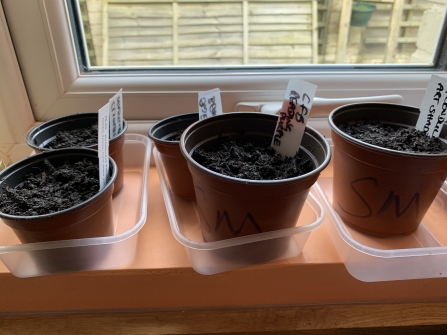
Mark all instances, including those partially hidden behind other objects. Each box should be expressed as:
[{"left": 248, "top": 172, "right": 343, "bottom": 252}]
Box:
[
  {"left": 315, "top": 175, "right": 447, "bottom": 282},
  {"left": 154, "top": 148, "right": 325, "bottom": 275},
  {"left": 0, "top": 134, "right": 151, "bottom": 278}
]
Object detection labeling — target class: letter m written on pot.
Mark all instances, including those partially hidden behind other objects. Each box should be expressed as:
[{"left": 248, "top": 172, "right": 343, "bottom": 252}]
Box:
[{"left": 271, "top": 79, "right": 317, "bottom": 157}]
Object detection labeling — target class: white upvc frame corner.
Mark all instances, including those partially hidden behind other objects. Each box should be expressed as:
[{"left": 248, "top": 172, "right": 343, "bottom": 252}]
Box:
[{"left": 0, "top": 1, "right": 35, "bottom": 165}]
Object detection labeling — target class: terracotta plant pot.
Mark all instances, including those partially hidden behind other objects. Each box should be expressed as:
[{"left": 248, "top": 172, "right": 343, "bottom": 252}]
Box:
[
  {"left": 26, "top": 113, "right": 127, "bottom": 195},
  {"left": 149, "top": 113, "right": 199, "bottom": 200},
  {"left": 180, "top": 112, "right": 331, "bottom": 242},
  {"left": 329, "top": 103, "right": 447, "bottom": 237},
  {"left": 0, "top": 148, "right": 117, "bottom": 243}
]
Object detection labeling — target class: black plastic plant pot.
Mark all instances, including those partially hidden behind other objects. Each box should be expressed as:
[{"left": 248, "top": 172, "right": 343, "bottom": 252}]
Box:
[
  {"left": 26, "top": 113, "right": 127, "bottom": 195},
  {"left": 180, "top": 112, "right": 331, "bottom": 242},
  {"left": 149, "top": 113, "right": 199, "bottom": 200},
  {"left": 0, "top": 148, "right": 117, "bottom": 243},
  {"left": 0, "top": 148, "right": 117, "bottom": 273}
]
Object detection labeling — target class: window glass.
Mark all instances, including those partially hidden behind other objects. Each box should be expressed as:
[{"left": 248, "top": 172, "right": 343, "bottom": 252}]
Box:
[{"left": 76, "top": 0, "right": 447, "bottom": 69}]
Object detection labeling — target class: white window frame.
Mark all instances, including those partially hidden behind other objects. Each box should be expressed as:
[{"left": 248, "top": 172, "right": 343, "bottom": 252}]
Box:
[
  {"left": 0, "top": 1, "right": 34, "bottom": 165},
  {"left": 1, "top": 0, "right": 447, "bottom": 147}
]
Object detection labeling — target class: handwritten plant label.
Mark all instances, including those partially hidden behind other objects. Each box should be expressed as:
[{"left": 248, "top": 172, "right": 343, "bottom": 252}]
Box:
[
  {"left": 98, "top": 103, "right": 110, "bottom": 191},
  {"left": 415, "top": 75, "right": 447, "bottom": 137},
  {"left": 109, "top": 89, "right": 123, "bottom": 139},
  {"left": 198, "top": 88, "right": 223, "bottom": 120},
  {"left": 271, "top": 79, "right": 317, "bottom": 157}
]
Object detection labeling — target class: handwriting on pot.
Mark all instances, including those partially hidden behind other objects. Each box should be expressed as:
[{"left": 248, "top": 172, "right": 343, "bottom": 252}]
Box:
[
  {"left": 338, "top": 177, "right": 420, "bottom": 219},
  {"left": 272, "top": 79, "right": 317, "bottom": 157},
  {"left": 416, "top": 75, "right": 447, "bottom": 137},
  {"left": 215, "top": 210, "right": 262, "bottom": 236},
  {"left": 198, "top": 88, "right": 223, "bottom": 120}
]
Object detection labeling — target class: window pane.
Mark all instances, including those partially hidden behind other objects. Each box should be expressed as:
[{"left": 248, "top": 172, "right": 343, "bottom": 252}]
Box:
[{"left": 77, "top": 0, "right": 447, "bottom": 68}]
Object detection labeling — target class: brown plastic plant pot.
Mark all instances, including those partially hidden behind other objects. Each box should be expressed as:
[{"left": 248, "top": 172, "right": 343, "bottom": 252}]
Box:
[
  {"left": 26, "top": 113, "right": 127, "bottom": 195},
  {"left": 180, "top": 112, "right": 331, "bottom": 242},
  {"left": 0, "top": 148, "right": 117, "bottom": 273},
  {"left": 0, "top": 148, "right": 117, "bottom": 244},
  {"left": 329, "top": 103, "right": 447, "bottom": 237},
  {"left": 149, "top": 113, "right": 199, "bottom": 200}
]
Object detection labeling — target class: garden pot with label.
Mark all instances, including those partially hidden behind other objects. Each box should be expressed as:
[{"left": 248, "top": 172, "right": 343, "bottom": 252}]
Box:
[
  {"left": 26, "top": 113, "right": 127, "bottom": 195},
  {"left": 0, "top": 148, "right": 117, "bottom": 272},
  {"left": 329, "top": 103, "right": 447, "bottom": 237},
  {"left": 180, "top": 112, "right": 331, "bottom": 242},
  {"left": 149, "top": 113, "right": 199, "bottom": 200}
]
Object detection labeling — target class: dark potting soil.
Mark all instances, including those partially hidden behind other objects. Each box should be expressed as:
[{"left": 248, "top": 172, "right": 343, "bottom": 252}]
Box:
[
  {"left": 192, "top": 136, "right": 314, "bottom": 180},
  {"left": 0, "top": 159, "right": 100, "bottom": 216},
  {"left": 341, "top": 120, "right": 447, "bottom": 154},
  {"left": 46, "top": 124, "right": 98, "bottom": 149}
]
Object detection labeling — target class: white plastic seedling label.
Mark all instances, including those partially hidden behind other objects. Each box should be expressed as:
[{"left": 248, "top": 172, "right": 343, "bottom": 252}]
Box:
[
  {"left": 109, "top": 88, "right": 123, "bottom": 139},
  {"left": 98, "top": 103, "right": 110, "bottom": 191},
  {"left": 198, "top": 88, "right": 223, "bottom": 120},
  {"left": 415, "top": 75, "right": 447, "bottom": 137},
  {"left": 271, "top": 79, "right": 317, "bottom": 157}
]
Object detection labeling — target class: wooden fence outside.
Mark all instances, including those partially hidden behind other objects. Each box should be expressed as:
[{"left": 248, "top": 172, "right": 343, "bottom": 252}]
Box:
[
  {"left": 102, "top": 0, "right": 319, "bottom": 66},
  {"left": 83, "top": 0, "right": 432, "bottom": 66},
  {"left": 336, "top": 0, "right": 428, "bottom": 63}
]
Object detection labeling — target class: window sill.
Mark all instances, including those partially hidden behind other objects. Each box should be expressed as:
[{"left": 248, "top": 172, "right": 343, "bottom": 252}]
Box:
[{"left": 1, "top": 164, "right": 447, "bottom": 311}]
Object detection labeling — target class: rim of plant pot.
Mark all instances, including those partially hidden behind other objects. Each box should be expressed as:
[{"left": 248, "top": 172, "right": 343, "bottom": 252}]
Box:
[
  {"left": 328, "top": 102, "right": 447, "bottom": 158},
  {"left": 26, "top": 113, "right": 128, "bottom": 152},
  {"left": 148, "top": 112, "right": 199, "bottom": 145},
  {"left": 180, "top": 112, "right": 331, "bottom": 186},
  {"left": 0, "top": 148, "right": 117, "bottom": 221}
]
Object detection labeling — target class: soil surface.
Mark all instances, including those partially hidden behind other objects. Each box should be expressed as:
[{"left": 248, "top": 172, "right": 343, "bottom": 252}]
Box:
[
  {"left": 192, "top": 136, "right": 314, "bottom": 180},
  {"left": 341, "top": 120, "right": 447, "bottom": 154},
  {"left": 0, "top": 159, "right": 100, "bottom": 216},
  {"left": 46, "top": 124, "right": 98, "bottom": 149}
]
